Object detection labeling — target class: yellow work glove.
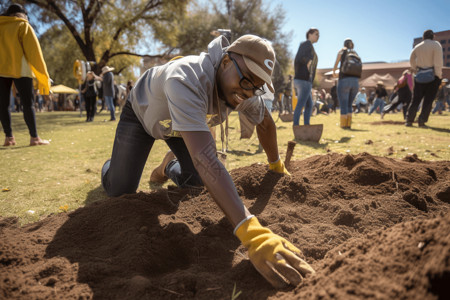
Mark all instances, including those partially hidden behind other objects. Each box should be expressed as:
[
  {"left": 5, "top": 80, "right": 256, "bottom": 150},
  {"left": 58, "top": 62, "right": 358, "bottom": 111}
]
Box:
[
  {"left": 268, "top": 157, "right": 291, "bottom": 176},
  {"left": 235, "top": 216, "right": 315, "bottom": 288}
]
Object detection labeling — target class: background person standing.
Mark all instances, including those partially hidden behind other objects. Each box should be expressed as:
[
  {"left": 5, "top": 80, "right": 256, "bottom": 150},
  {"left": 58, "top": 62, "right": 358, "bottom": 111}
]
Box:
[
  {"left": 101, "top": 66, "right": 115, "bottom": 121},
  {"left": 293, "top": 28, "right": 319, "bottom": 126},
  {"left": 406, "top": 29, "right": 443, "bottom": 127},
  {"left": 332, "top": 38, "right": 361, "bottom": 129},
  {"left": 0, "top": 3, "right": 50, "bottom": 146}
]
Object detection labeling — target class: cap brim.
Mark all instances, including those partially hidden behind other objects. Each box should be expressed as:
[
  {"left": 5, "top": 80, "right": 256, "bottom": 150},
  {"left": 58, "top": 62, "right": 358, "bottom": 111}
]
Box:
[{"left": 242, "top": 56, "right": 274, "bottom": 93}]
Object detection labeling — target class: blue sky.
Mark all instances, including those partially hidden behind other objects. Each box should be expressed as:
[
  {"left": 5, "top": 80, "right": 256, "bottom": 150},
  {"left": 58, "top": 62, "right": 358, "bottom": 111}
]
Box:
[{"left": 272, "top": 0, "right": 450, "bottom": 68}]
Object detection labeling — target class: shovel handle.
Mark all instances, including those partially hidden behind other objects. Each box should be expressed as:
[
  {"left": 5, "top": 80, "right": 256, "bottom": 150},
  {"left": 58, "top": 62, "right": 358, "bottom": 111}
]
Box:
[{"left": 284, "top": 141, "right": 296, "bottom": 169}]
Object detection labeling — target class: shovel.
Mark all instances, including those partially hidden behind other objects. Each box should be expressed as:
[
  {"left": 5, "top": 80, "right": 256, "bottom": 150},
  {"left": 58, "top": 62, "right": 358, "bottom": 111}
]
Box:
[
  {"left": 279, "top": 113, "right": 294, "bottom": 122},
  {"left": 293, "top": 124, "right": 323, "bottom": 143}
]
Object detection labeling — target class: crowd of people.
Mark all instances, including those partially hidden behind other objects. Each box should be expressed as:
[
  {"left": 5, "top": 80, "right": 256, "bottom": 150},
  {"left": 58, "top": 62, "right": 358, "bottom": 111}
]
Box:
[{"left": 269, "top": 28, "right": 448, "bottom": 129}]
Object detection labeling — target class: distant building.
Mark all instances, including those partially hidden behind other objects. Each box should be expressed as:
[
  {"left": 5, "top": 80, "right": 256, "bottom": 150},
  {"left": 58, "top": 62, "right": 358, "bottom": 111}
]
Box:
[{"left": 413, "top": 29, "right": 450, "bottom": 67}]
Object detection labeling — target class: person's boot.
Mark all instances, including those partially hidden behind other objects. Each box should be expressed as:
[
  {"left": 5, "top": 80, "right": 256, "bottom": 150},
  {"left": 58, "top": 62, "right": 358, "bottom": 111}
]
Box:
[
  {"left": 347, "top": 114, "right": 352, "bottom": 129},
  {"left": 30, "top": 137, "right": 50, "bottom": 146},
  {"left": 150, "top": 151, "right": 176, "bottom": 184},
  {"left": 340, "top": 115, "right": 347, "bottom": 128},
  {"left": 3, "top": 136, "right": 16, "bottom": 146}
]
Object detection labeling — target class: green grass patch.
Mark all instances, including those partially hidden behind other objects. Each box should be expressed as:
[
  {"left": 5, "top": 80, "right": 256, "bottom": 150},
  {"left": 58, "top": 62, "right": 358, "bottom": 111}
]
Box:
[{"left": 1, "top": 109, "right": 449, "bottom": 224}]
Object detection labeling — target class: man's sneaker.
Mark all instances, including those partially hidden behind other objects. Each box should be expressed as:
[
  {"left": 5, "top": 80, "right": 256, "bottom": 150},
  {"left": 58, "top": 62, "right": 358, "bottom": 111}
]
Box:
[
  {"left": 405, "top": 122, "right": 413, "bottom": 127},
  {"left": 150, "top": 151, "right": 176, "bottom": 184},
  {"left": 418, "top": 123, "right": 428, "bottom": 128}
]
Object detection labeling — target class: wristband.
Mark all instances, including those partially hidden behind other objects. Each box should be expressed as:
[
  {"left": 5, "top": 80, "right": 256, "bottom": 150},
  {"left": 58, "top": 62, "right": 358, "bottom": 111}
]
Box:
[
  {"left": 268, "top": 156, "right": 280, "bottom": 165},
  {"left": 233, "top": 214, "right": 255, "bottom": 235}
]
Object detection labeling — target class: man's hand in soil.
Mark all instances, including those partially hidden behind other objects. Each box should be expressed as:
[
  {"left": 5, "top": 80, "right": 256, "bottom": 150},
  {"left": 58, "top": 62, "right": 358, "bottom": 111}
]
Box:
[
  {"left": 268, "top": 157, "right": 291, "bottom": 176},
  {"left": 235, "top": 216, "right": 315, "bottom": 288}
]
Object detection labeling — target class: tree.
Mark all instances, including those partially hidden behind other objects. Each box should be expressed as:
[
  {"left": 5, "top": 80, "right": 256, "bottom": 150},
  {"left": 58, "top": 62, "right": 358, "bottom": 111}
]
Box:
[
  {"left": 174, "top": 0, "right": 293, "bottom": 93},
  {"left": 15, "top": 0, "right": 188, "bottom": 76}
]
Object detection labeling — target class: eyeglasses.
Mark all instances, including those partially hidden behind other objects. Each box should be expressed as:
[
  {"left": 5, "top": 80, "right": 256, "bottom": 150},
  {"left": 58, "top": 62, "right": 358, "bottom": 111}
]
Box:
[{"left": 228, "top": 54, "right": 266, "bottom": 96}]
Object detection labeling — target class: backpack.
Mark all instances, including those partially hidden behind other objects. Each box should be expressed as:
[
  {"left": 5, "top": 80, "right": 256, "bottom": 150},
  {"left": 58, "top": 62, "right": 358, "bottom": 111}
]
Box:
[{"left": 341, "top": 49, "right": 362, "bottom": 78}]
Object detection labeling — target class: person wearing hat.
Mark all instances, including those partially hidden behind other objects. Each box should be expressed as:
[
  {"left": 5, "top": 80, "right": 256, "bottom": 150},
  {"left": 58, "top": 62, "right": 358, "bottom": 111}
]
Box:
[
  {"left": 101, "top": 34, "right": 315, "bottom": 288},
  {"left": 332, "top": 38, "right": 361, "bottom": 128},
  {"left": 0, "top": 3, "right": 50, "bottom": 146},
  {"left": 354, "top": 87, "right": 368, "bottom": 113},
  {"left": 432, "top": 78, "right": 448, "bottom": 115},
  {"left": 406, "top": 29, "right": 443, "bottom": 127},
  {"left": 368, "top": 81, "right": 387, "bottom": 116},
  {"left": 101, "top": 66, "right": 116, "bottom": 121}
]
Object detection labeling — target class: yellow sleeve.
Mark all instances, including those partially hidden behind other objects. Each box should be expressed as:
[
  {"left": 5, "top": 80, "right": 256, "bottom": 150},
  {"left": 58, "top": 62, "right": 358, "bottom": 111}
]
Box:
[{"left": 21, "top": 23, "right": 50, "bottom": 95}]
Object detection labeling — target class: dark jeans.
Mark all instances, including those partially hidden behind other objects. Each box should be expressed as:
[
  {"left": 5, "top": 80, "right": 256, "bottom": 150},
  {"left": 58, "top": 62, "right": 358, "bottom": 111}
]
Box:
[
  {"left": 0, "top": 77, "right": 38, "bottom": 137},
  {"left": 383, "top": 90, "right": 411, "bottom": 119},
  {"left": 84, "top": 95, "right": 97, "bottom": 120},
  {"left": 101, "top": 101, "right": 202, "bottom": 197},
  {"left": 406, "top": 77, "right": 441, "bottom": 124}
]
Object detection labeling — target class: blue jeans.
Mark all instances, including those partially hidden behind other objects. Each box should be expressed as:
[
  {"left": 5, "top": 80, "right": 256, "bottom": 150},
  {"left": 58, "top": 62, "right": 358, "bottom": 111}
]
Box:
[
  {"left": 104, "top": 95, "right": 115, "bottom": 120},
  {"left": 293, "top": 79, "right": 313, "bottom": 125},
  {"left": 337, "top": 77, "right": 359, "bottom": 115},
  {"left": 369, "top": 98, "right": 385, "bottom": 115},
  {"left": 432, "top": 101, "right": 445, "bottom": 113},
  {"left": 101, "top": 101, "right": 202, "bottom": 197}
]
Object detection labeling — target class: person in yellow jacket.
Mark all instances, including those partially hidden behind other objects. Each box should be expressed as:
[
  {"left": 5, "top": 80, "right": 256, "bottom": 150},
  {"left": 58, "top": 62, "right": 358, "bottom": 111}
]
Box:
[{"left": 0, "top": 3, "right": 50, "bottom": 146}]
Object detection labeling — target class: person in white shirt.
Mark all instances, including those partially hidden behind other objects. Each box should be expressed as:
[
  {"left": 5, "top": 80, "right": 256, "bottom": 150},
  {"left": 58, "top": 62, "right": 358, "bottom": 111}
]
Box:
[{"left": 405, "top": 29, "right": 443, "bottom": 127}]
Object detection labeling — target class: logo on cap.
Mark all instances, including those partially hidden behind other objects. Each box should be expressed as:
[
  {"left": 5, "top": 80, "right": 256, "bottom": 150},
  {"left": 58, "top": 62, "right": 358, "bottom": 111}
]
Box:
[{"left": 264, "top": 59, "right": 274, "bottom": 71}]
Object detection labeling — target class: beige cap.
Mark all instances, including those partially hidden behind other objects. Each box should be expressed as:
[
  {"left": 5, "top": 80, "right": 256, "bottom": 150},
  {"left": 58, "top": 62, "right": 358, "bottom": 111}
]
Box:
[
  {"left": 227, "top": 34, "right": 275, "bottom": 93},
  {"left": 377, "top": 81, "right": 384, "bottom": 85}
]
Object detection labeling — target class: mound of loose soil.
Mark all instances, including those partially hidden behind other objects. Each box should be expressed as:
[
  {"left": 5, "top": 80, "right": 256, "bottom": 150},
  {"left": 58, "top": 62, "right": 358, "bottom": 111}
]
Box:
[{"left": 1, "top": 153, "right": 449, "bottom": 299}]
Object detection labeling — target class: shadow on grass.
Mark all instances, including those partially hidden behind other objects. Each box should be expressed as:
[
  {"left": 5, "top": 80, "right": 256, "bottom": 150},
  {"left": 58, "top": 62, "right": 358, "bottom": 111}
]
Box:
[
  {"left": 345, "top": 128, "right": 369, "bottom": 132},
  {"left": 370, "top": 120, "right": 405, "bottom": 126},
  {"left": 84, "top": 185, "right": 108, "bottom": 205},
  {"left": 294, "top": 139, "right": 329, "bottom": 149},
  {"left": 11, "top": 112, "right": 91, "bottom": 132},
  {"left": 0, "top": 145, "right": 30, "bottom": 151},
  {"left": 421, "top": 126, "right": 450, "bottom": 134},
  {"left": 227, "top": 149, "right": 261, "bottom": 156},
  {"left": 322, "top": 136, "right": 352, "bottom": 144}
]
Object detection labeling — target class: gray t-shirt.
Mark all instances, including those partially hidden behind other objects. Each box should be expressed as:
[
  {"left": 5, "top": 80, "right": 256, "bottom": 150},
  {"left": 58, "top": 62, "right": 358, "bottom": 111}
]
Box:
[{"left": 130, "top": 36, "right": 265, "bottom": 140}]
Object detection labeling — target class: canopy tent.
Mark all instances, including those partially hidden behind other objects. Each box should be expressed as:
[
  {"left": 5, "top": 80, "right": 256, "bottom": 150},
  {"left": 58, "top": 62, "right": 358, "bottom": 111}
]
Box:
[
  {"left": 50, "top": 84, "right": 78, "bottom": 94},
  {"left": 323, "top": 70, "right": 339, "bottom": 76},
  {"left": 359, "top": 73, "right": 397, "bottom": 89}
]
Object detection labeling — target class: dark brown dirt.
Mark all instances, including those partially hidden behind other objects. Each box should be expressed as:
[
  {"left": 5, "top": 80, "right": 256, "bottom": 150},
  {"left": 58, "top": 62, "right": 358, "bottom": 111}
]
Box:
[{"left": 1, "top": 152, "right": 449, "bottom": 300}]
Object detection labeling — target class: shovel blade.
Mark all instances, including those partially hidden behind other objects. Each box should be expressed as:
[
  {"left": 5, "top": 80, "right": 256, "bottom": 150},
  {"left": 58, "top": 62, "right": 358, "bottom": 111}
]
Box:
[
  {"left": 293, "top": 124, "right": 323, "bottom": 143},
  {"left": 279, "top": 113, "right": 294, "bottom": 122}
]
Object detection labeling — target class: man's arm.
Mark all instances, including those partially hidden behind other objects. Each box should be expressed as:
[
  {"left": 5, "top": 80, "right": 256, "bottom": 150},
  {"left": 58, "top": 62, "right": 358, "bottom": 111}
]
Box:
[
  {"left": 256, "top": 107, "right": 290, "bottom": 175},
  {"left": 180, "top": 130, "right": 314, "bottom": 287},
  {"left": 180, "top": 131, "right": 250, "bottom": 227},
  {"left": 256, "top": 107, "right": 279, "bottom": 163}
]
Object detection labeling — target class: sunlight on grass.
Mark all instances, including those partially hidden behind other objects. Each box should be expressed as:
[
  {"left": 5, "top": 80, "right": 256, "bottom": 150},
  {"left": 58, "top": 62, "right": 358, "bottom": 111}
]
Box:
[{"left": 1, "top": 110, "right": 449, "bottom": 224}]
